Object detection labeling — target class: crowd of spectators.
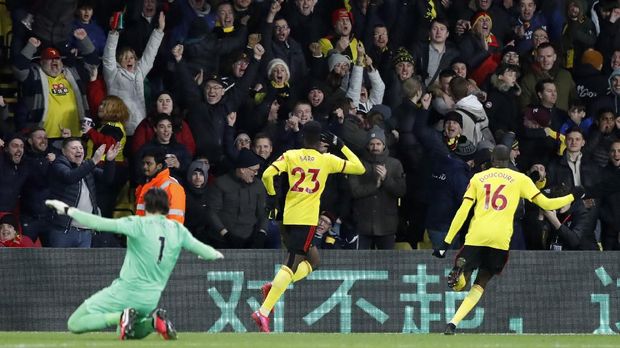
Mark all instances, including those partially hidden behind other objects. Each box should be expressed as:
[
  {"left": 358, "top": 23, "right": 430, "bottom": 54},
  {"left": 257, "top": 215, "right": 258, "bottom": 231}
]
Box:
[{"left": 0, "top": 0, "right": 619, "bottom": 251}]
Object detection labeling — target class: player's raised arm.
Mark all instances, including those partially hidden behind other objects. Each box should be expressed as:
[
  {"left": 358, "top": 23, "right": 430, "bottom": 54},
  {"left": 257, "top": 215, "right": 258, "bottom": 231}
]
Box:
[
  {"left": 531, "top": 191, "right": 575, "bottom": 210},
  {"left": 320, "top": 131, "right": 365, "bottom": 175},
  {"left": 262, "top": 155, "right": 287, "bottom": 196}
]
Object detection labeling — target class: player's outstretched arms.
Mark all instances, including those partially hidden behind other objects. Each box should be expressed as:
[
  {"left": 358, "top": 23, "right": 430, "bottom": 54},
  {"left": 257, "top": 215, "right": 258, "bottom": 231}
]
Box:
[
  {"left": 45, "top": 200, "right": 124, "bottom": 233},
  {"left": 531, "top": 192, "right": 574, "bottom": 211},
  {"left": 184, "top": 235, "right": 224, "bottom": 261},
  {"left": 340, "top": 145, "right": 365, "bottom": 175}
]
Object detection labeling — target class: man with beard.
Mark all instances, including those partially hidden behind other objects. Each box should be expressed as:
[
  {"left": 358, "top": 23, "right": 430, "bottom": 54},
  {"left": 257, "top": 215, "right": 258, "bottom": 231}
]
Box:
[
  {"left": 20, "top": 127, "right": 57, "bottom": 244},
  {"left": 135, "top": 149, "right": 186, "bottom": 224},
  {"left": 0, "top": 134, "right": 29, "bottom": 221},
  {"left": 349, "top": 125, "right": 406, "bottom": 249}
]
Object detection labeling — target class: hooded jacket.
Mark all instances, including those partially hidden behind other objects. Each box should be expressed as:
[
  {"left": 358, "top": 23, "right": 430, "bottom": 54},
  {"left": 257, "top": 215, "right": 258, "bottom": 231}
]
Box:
[
  {"left": 455, "top": 95, "right": 494, "bottom": 149},
  {"left": 184, "top": 160, "right": 210, "bottom": 242}
]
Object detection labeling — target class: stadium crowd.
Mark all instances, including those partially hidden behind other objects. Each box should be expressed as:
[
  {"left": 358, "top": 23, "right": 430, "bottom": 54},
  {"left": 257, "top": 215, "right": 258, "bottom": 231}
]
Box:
[{"left": 0, "top": 0, "right": 619, "bottom": 251}]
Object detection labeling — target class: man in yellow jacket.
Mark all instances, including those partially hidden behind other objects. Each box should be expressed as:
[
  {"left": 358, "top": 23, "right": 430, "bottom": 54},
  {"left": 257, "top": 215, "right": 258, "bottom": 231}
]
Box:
[{"left": 136, "top": 150, "right": 186, "bottom": 223}]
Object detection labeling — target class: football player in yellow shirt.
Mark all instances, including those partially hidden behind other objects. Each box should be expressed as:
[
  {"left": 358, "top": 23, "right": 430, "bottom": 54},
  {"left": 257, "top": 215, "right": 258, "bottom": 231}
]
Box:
[
  {"left": 433, "top": 145, "right": 582, "bottom": 335},
  {"left": 251, "top": 121, "right": 365, "bottom": 332}
]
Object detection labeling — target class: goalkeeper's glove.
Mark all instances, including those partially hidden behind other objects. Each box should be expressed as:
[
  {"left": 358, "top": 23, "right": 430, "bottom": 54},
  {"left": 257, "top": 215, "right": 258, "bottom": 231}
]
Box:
[
  {"left": 320, "top": 131, "right": 344, "bottom": 151},
  {"left": 432, "top": 241, "right": 450, "bottom": 258},
  {"left": 45, "top": 200, "right": 70, "bottom": 215},
  {"left": 571, "top": 186, "right": 586, "bottom": 200},
  {"left": 213, "top": 250, "right": 224, "bottom": 260}
]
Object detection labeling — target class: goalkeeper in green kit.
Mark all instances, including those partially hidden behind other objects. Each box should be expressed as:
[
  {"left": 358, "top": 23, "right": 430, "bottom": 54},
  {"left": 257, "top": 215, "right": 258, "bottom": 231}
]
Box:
[{"left": 45, "top": 188, "right": 224, "bottom": 340}]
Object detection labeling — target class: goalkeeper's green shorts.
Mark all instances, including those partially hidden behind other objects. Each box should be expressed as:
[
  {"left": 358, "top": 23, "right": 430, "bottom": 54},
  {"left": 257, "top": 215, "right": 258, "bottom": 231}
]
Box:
[{"left": 83, "top": 279, "right": 161, "bottom": 316}]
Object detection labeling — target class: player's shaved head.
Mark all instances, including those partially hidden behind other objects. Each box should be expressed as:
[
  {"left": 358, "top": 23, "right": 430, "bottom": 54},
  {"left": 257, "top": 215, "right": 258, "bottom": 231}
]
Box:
[
  {"left": 302, "top": 120, "right": 322, "bottom": 148},
  {"left": 492, "top": 145, "right": 510, "bottom": 168}
]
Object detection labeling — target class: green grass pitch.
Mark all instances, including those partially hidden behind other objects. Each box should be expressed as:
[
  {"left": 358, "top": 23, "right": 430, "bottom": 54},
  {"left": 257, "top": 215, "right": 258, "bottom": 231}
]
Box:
[{"left": 0, "top": 332, "right": 617, "bottom": 348}]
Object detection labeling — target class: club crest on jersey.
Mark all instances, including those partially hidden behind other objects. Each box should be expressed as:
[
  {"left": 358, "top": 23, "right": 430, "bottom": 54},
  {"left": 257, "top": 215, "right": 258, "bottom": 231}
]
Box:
[{"left": 51, "top": 83, "right": 69, "bottom": 95}]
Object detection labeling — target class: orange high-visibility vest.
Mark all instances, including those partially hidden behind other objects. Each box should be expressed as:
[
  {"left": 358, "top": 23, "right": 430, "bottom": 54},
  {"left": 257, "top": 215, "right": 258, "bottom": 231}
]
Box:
[{"left": 135, "top": 168, "right": 186, "bottom": 223}]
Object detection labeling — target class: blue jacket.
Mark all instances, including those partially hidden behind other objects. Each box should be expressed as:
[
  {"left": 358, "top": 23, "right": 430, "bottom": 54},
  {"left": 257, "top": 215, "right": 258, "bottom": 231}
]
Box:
[
  {"left": 413, "top": 108, "right": 472, "bottom": 232},
  {"left": 47, "top": 155, "right": 115, "bottom": 229},
  {"left": 70, "top": 19, "right": 107, "bottom": 55}
]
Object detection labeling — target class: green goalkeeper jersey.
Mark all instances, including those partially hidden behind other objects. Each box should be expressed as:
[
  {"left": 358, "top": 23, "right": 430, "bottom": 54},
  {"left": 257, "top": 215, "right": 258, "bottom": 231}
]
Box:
[{"left": 69, "top": 209, "right": 220, "bottom": 292}]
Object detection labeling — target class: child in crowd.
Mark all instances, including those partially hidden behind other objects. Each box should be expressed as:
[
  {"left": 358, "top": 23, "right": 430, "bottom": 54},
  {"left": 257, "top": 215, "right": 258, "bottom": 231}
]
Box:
[
  {"left": 560, "top": 101, "right": 593, "bottom": 136},
  {"left": 0, "top": 214, "right": 35, "bottom": 248}
]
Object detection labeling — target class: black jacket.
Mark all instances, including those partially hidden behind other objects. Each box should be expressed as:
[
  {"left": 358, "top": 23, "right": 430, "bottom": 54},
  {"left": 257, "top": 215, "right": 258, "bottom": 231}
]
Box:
[
  {"left": 411, "top": 41, "right": 460, "bottom": 86},
  {"left": 349, "top": 149, "right": 406, "bottom": 237},
  {"left": 0, "top": 153, "right": 29, "bottom": 212},
  {"left": 599, "top": 164, "right": 620, "bottom": 233},
  {"left": 485, "top": 74, "right": 521, "bottom": 135},
  {"left": 176, "top": 56, "right": 259, "bottom": 168},
  {"left": 20, "top": 149, "right": 54, "bottom": 216},
  {"left": 206, "top": 172, "right": 267, "bottom": 246},
  {"left": 551, "top": 199, "right": 599, "bottom": 250},
  {"left": 547, "top": 152, "right": 601, "bottom": 191}
]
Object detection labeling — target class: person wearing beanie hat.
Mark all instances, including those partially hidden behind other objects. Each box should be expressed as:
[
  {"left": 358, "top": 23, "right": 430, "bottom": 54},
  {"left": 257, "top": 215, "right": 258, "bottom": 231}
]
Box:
[
  {"left": 252, "top": 120, "right": 365, "bottom": 333},
  {"left": 234, "top": 148, "right": 261, "bottom": 170},
  {"left": 444, "top": 111, "right": 464, "bottom": 130},
  {"left": 267, "top": 58, "right": 291, "bottom": 85},
  {"left": 368, "top": 104, "right": 392, "bottom": 121},
  {"left": 460, "top": 11, "right": 501, "bottom": 86},
  {"left": 392, "top": 47, "right": 415, "bottom": 81},
  {"left": 435, "top": 141, "right": 577, "bottom": 335},
  {"left": 349, "top": 124, "right": 405, "bottom": 250},
  {"left": 207, "top": 147, "right": 267, "bottom": 249},
  {"left": 580, "top": 48, "right": 603, "bottom": 71},
  {"left": 327, "top": 52, "right": 351, "bottom": 72},
  {"left": 318, "top": 8, "right": 362, "bottom": 62},
  {"left": 366, "top": 125, "right": 386, "bottom": 145},
  {"left": 453, "top": 137, "right": 477, "bottom": 161},
  {"left": 184, "top": 159, "right": 210, "bottom": 243},
  {"left": 501, "top": 44, "right": 520, "bottom": 66}
]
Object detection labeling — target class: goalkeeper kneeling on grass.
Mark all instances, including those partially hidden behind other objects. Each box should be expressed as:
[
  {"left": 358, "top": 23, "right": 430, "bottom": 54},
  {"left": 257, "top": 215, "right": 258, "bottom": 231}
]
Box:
[{"left": 45, "top": 188, "right": 223, "bottom": 340}]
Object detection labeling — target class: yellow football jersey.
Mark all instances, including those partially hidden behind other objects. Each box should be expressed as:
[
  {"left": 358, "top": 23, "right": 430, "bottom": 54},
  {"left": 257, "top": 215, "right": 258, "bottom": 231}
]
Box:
[
  {"left": 461, "top": 167, "right": 541, "bottom": 250},
  {"left": 262, "top": 146, "right": 364, "bottom": 226}
]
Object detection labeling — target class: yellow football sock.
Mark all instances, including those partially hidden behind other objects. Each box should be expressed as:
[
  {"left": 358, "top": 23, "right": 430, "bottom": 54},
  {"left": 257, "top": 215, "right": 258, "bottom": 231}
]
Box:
[
  {"left": 292, "top": 260, "right": 313, "bottom": 282},
  {"left": 259, "top": 265, "right": 293, "bottom": 317},
  {"left": 453, "top": 274, "right": 467, "bottom": 292},
  {"left": 450, "top": 284, "right": 484, "bottom": 326}
]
